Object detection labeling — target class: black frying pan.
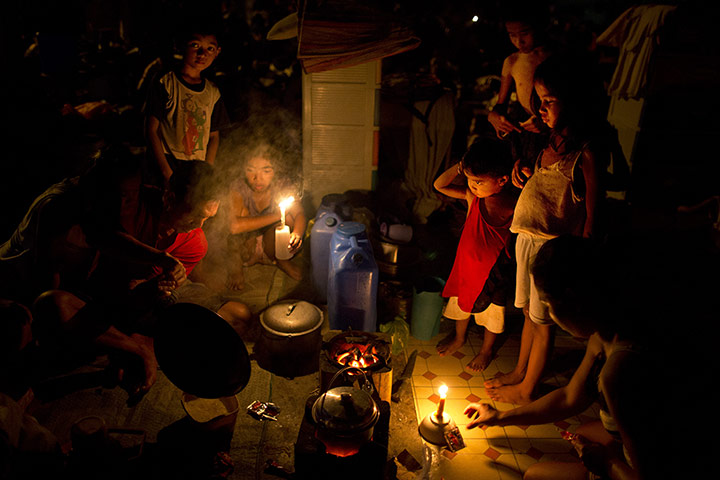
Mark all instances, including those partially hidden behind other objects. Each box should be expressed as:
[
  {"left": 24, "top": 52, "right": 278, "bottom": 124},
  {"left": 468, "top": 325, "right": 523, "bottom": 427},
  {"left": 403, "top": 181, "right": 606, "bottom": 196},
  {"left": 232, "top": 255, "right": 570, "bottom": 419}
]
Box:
[{"left": 154, "top": 302, "right": 251, "bottom": 398}]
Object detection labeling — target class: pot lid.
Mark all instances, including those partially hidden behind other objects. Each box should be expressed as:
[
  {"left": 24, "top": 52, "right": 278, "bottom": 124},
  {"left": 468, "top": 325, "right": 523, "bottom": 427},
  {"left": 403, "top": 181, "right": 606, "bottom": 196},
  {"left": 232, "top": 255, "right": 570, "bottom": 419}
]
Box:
[
  {"left": 154, "top": 303, "right": 251, "bottom": 398},
  {"left": 261, "top": 301, "right": 323, "bottom": 335},
  {"left": 312, "top": 386, "right": 379, "bottom": 433}
]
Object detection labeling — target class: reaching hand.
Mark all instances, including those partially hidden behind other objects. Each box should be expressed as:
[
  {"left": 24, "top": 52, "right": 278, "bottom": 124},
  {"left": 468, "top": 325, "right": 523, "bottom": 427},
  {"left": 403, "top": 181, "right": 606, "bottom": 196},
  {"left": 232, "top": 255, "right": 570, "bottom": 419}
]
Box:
[
  {"left": 568, "top": 434, "right": 609, "bottom": 477},
  {"left": 488, "top": 111, "right": 521, "bottom": 138},
  {"left": 157, "top": 255, "right": 186, "bottom": 295},
  {"left": 520, "top": 116, "right": 542, "bottom": 133},
  {"left": 464, "top": 402, "right": 500, "bottom": 429},
  {"left": 511, "top": 159, "right": 532, "bottom": 189}
]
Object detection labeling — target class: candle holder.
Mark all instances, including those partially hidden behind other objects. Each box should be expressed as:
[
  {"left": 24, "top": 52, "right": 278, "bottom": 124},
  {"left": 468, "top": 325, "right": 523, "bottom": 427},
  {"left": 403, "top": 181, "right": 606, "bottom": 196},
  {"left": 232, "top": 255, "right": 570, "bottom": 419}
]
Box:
[{"left": 417, "top": 410, "right": 457, "bottom": 447}]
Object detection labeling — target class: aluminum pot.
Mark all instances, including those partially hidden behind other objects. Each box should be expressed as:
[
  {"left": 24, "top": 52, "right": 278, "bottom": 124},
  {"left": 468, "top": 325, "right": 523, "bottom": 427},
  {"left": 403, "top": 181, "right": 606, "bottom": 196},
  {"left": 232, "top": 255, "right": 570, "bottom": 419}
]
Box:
[
  {"left": 311, "top": 366, "right": 379, "bottom": 457},
  {"left": 255, "top": 300, "right": 324, "bottom": 378}
]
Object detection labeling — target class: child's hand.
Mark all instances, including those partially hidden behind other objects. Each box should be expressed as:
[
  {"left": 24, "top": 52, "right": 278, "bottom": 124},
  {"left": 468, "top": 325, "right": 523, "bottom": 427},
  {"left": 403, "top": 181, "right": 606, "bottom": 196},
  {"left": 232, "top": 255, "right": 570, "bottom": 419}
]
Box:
[
  {"left": 511, "top": 159, "right": 532, "bottom": 189},
  {"left": 520, "top": 116, "right": 542, "bottom": 133},
  {"left": 567, "top": 434, "right": 609, "bottom": 477},
  {"left": 463, "top": 402, "right": 499, "bottom": 428},
  {"left": 288, "top": 232, "right": 303, "bottom": 254},
  {"left": 157, "top": 259, "right": 187, "bottom": 295},
  {"left": 489, "top": 111, "right": 521, "bottom": 138}
]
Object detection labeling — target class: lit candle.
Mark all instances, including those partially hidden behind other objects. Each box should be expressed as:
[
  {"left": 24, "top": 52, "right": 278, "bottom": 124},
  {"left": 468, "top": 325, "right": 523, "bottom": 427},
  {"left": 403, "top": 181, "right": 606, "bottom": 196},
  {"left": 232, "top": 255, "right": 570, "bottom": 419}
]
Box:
[
  {"left": 275, "top": 196, "right": 295, "bottom": 261},
  {"left": 436, "top": 384, "right": 448, "bottom": 420},
  {"left": 275, "top": 225, "right": 292, "bottom": 260},
  {"left": 279, "top": 196, "right": 295, "bottom": 228}
]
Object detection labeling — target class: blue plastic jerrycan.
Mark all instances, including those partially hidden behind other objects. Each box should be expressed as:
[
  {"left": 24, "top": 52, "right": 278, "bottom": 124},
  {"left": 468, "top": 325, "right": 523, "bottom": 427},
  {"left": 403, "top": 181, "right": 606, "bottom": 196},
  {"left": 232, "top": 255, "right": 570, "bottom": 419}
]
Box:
[
  {"left": 327, "top": 222, "right": 378, "bottom": 332},
  {"left": 311, "top": 194, "right": 352, "bottom": 302}
]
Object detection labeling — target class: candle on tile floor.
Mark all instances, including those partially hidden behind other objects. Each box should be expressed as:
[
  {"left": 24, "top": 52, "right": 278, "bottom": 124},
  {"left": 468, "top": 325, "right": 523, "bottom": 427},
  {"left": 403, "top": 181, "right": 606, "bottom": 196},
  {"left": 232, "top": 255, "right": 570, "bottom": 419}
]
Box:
[{"left": 436, "top": 384, "right": 448, "bottom": 420}]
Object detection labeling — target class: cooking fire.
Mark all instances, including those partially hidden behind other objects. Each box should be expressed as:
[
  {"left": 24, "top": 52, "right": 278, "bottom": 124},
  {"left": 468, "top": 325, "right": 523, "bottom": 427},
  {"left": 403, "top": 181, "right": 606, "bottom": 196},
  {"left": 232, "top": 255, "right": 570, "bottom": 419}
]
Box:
[
  {"left": 334, "top": 344, "right": 381, "bottom": 369},
  {"left": 326, "top": 331, "right": 391, "bottom": 373}
]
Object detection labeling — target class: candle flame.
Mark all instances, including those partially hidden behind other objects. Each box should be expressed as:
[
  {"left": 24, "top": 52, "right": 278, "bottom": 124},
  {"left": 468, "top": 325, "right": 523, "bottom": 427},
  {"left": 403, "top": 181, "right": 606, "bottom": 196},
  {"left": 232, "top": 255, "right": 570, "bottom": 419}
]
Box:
[
  {"left": 279, "top": 196, "right": 294, "bottom": 227},
  {"left": 278, "top": 196, "right": 295, "bottom": 213},
  {"left": 439, "top": 384, "right": 448, "bottom": 398}
]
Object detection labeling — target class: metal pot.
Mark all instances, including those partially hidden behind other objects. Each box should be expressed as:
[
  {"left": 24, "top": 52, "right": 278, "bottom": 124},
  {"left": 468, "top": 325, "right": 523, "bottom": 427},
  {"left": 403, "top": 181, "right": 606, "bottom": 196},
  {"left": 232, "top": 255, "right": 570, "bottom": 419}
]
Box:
[
  {"left": 376, "top": 239, "right": 421, "bottom": 277},
  {"left": 255, "top": 300, "right": 324, "bottom": 378},
  {"left": 311, "top": 366, "right": 379, "bottom": 457}
]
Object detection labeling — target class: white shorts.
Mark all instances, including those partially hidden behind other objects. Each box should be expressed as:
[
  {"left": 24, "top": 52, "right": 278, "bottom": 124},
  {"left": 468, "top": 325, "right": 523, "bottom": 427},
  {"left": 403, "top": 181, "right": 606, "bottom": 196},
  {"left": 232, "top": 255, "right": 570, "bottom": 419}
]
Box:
[
  {"left": 514, "top": 233, "right": 552, "bottom": 325},
  {"left": 443, "top": 297, "right": 505, "bottom": 334}
]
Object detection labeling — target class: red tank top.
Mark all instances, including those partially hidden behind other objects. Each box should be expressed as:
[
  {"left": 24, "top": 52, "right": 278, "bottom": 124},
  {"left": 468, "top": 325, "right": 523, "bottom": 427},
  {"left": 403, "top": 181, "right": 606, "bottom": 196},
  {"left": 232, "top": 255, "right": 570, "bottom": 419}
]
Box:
[{"left": 442, "top": 196, "right": 512, "bottom": 312}]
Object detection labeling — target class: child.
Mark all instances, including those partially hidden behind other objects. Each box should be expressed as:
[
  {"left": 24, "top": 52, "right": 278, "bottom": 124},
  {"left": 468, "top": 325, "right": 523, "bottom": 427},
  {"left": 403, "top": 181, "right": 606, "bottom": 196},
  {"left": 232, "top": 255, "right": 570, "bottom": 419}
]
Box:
[
  {"left": 145, "top": 22, "right": 229, "bottom": 185},
  {"left": 226, "top": 143, "right": 307, "bottom": 290},
  {"left": 487, "top": 4, "right": 552, "bottom": 176},
  {"left": 465, "top": 236, "right": 661, "bottom": 479},
  {"left": 485, "top": 54, "right": 604, "bottom": 405},
  {"left": 433, "top": 138, "right": 518, "bottom": 372}
]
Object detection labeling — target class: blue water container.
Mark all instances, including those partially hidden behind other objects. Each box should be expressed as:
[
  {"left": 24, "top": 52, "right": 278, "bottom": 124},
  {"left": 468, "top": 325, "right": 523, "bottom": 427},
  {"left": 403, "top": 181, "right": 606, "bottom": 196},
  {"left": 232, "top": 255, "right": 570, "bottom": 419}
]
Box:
[
  {"left": 327, "top": 222, "right": 378, "bottom": 332},
  {"left": 311, "top": 194, "right": 352, "bottom": 302}
]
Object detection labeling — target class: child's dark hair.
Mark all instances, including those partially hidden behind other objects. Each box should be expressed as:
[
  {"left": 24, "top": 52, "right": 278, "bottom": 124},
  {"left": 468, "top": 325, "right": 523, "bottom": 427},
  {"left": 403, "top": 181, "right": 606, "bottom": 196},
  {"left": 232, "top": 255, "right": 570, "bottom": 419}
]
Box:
[
  {"left": 532, "top": 235, "right": 619, "bottom": 341},
  {"left": 168, "top": 160, "right": 219, "bottom": 209},
  {"left": 531, "top": 53, "right": 606, "bottom": 145},
  {"left": 500, "top": 0, "right": 549, "bottom": 31},
  {"left": 462, "top": 137, "right": 513, "bottom": 178},
  {"left": 175, "top": 17, "right": 223, "bottom": 48}
]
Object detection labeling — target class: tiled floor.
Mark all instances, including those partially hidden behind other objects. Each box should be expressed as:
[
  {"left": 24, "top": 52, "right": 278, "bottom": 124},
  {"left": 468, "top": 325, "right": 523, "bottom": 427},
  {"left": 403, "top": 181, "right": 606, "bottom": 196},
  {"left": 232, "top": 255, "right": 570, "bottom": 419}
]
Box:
[{"left": 408, "top": 316, "right": 599, "bottom": 479}]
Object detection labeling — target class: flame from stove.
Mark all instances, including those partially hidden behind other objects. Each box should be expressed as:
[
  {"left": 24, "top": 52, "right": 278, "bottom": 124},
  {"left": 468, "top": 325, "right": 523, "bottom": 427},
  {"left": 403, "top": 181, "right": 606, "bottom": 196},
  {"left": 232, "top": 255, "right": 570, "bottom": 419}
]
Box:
[{"left": 333, "top": 344, "right": 381, "bottom": 370}]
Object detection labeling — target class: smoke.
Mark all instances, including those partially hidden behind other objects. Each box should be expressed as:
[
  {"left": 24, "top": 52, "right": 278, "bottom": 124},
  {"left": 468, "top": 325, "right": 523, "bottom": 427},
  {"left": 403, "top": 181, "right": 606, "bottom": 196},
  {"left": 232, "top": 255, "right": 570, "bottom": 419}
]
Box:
[
  {"left": 198, "top": 100, "right": 303, "bottom": 289},
  {"left": 216, "top": 105, "right": 303, "bottom": 200}
]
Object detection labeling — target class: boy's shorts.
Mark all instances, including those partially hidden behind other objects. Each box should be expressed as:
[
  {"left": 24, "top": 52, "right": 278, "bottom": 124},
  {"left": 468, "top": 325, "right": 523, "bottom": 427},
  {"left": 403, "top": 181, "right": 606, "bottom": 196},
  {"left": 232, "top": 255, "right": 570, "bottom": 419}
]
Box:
[
  {"left": 443, "top": 297, "right": 505, "bottom": 334},
  {"left": 514, "top": 233, "right": 553, "bottom": 325}
]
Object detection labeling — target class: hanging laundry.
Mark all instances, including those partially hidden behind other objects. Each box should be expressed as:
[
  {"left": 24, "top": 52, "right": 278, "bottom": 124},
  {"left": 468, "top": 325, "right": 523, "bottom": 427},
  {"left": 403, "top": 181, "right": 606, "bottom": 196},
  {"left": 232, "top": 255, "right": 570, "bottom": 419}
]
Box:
[{"left": 597, "top": 4, "right": 677, "bottom": 99}]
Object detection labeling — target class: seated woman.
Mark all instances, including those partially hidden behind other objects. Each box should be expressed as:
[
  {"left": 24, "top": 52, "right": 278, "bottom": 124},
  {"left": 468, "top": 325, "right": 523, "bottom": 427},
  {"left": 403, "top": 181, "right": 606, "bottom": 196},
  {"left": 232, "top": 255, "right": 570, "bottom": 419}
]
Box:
[
  {"left": 226, "top": 142, "right": 306, "bottom": 290},
  {"left": 463, "top": 235, "right": 661, "bottom": 480}
]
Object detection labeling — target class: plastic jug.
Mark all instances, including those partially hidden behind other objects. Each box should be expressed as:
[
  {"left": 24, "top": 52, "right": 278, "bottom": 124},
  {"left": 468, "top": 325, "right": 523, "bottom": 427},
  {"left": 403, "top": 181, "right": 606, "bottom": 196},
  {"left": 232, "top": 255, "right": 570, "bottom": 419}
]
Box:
[
  {"left": 311, "top": 194, "right": 352, "bottom": 302},
  {"left": 410, "top": 277, "right": 446, "bottom": 341},
  {"left": 327, "top": 222, "right": 378, "bottom": 332}
]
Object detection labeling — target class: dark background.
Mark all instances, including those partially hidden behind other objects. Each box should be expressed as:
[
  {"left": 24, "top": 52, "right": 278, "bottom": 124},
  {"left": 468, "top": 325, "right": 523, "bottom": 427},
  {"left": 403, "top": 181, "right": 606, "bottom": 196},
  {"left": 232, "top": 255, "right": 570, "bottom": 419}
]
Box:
[{"left": 1, "top": 0, "right": 718, "bottom": 240}]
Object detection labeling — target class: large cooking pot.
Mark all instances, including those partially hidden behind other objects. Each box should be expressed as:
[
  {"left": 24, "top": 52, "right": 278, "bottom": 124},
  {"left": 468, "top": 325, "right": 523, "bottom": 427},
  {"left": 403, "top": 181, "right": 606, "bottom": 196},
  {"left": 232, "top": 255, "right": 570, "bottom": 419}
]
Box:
[
  {"left": 154, "top": 302, "right": 251, "bottom": 398},
  {"left": 311, "top": 366, "right": 379, "bottom": 457},
  {"left": 255, "top": 300, "right": 323, "bottom": 378}
]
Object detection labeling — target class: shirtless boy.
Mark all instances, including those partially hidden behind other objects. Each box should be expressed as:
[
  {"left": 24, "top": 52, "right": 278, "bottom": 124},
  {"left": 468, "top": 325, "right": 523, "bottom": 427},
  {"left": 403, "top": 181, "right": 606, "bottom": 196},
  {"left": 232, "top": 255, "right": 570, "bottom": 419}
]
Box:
[{"left": 488, "top": 8, "right": 552, "bottom": 173}]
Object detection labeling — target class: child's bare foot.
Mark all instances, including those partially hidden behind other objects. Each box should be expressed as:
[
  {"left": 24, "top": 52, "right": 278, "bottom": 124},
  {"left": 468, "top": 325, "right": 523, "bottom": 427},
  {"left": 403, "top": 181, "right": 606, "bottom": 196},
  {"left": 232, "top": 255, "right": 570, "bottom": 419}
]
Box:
[
  {"left": 467, "top": 350, "right": 492, "bottom": 372},
  {"left": 436, "top": 334, "right": 464, "bottom": 356},
  {"left": 277, "top": 259, "right": 302, "bottom": 281},
  {"left": 484, "top": 369, "right": 525, "bottom": 388},
  {"left": 226, "top": 269, "right": 245, "bottom": 291},
  {"left": 486, "top": 383, "right": 533, "bottom": 405}
]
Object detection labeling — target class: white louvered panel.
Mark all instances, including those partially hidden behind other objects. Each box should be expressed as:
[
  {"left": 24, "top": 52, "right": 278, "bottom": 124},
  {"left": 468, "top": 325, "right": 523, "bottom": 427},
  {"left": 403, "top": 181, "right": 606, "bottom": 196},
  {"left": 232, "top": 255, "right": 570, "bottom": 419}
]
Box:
[
  {"left": 311, "top": 63, "right": 370, "bottom": 84},
  {"left": 311, "top": 84, "right": 367, "bottom": 125},
  {"left": 311, "top": 127, "right": 365, "bottom": 166},
  {"left": 303, "top": 61, "right": 380, "bottom": 209}
]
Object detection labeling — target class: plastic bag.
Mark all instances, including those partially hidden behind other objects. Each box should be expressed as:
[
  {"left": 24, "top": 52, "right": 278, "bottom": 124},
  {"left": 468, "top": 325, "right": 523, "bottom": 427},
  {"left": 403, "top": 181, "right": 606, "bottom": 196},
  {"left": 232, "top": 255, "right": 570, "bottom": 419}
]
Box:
[{"left": 379, "top": 315, "right": 410, "bottom": 356}]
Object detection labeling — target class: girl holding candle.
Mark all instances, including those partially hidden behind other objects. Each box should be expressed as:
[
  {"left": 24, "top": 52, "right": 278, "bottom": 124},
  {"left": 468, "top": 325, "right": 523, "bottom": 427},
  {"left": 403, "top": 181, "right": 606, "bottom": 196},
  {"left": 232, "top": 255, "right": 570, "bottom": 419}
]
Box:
[{"left": 226, "top": 143, "right": 306, "bottom": 289}]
